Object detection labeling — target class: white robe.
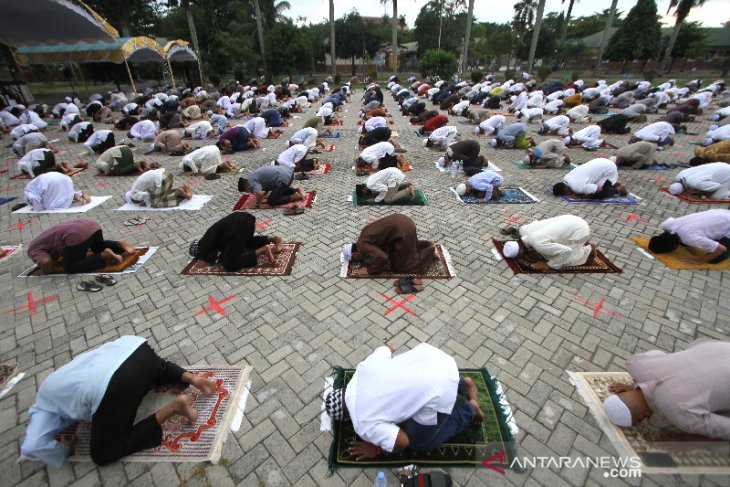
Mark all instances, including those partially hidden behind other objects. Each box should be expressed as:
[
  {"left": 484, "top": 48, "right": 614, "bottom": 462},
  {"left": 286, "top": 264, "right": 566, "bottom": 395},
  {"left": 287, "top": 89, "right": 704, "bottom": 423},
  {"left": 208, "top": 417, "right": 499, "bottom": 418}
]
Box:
[
  {"left": 24, "top": 172, "right": 76, "bottom": 211},
  {"left": 365, "top": 167, "right": 406, "bottom": 202},
  {"left": 519, "top": 215, "right": 592, "bottom": 269},
  {"left": 479, "top": 115, "right": 505, "bottom": 135},
  {"left": 361, "top": 142, "right": 395, "bottom": 168},
  {"left": 676, "top": 162, "right": 730, "bottom": 200},
  {"left": 429, "top": 126, "right": 458, "bottom": 147},
  {"left": 563, "top": 158, "right": 618, "bottom": 195},
  {"left": 180, "top": 146, "right": 223, "bottom": 175},
  {"left": 571, "top": 125, "right": 603, "bottom": 149},
  {"left": 243, "top": 117, "right": 269, "bottom": 138},
  {"left": 275, "top": 144, "right": 308, "bottom": 167},
  {"left": 185, "top": 121, "right": 214, "bottom": 139},
  {"left": 635, "top": 122, "right": 675, "bottom": 143}
]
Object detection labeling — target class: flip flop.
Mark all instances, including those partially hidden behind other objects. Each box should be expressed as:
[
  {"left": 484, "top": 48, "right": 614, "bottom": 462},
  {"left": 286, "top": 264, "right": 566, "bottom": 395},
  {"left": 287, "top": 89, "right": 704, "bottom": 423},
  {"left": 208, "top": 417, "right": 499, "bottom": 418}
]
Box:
[
  {"left": 500, "top": 226, "right": 520, "bottom": 237},
  {"left": 77, "top": 281, "right": 102, "bottom": 292},
  {"left": 124, "top": 217, "right": 148, "bottom": 226},
  {"left": 95, "top": 274, "right": 117, "bottom": 286},
  {"left": 283, "top": 207, "right": 305, "bottom": 216},
  {"left": 205, "top": 173, "right": 221, "bottom": 180}
]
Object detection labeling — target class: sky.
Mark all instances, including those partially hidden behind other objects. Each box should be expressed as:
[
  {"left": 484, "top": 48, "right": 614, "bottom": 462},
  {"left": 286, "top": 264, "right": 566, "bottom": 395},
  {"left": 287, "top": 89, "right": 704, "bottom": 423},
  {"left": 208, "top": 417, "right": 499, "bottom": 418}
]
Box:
[{"left": 286, "top": 0, "right": 730, "bottom": 29}]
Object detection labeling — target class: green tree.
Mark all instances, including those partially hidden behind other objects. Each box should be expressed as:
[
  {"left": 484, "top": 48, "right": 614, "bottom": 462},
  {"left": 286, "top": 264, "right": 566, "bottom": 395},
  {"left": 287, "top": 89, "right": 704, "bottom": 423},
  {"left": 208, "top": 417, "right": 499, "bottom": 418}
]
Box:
[
  {"left": 559, "top": 0, "right": 578, "bottom": 43},
  {"left": 85, "top": 0, "right": 159, "bottom": 37},
  {"left": 414, "top": 1, "right": 468, "bottom": 55},
  {"left": 567, "top": 9, "right": 623, "bottom": 39},
  {"left": 265, "top": 21, "right": 313, "bottom": 77},
  {"left": 604, "top": 0, "right": 661, "bottom": 71},
  {"left": 419, "top": 49, "right": 458, "bottom": 79},
  {"left": 659, "top": 0, "right": 707, "bottom": 72},
  {"left": 526, "top": 0, "right": 546, "bottom": 72},
  {"left": 661, "top": 21, "right": 708, "bottom": 71},
  {"left": 335, "top": 10, "right": 383, "bottom": 75}
]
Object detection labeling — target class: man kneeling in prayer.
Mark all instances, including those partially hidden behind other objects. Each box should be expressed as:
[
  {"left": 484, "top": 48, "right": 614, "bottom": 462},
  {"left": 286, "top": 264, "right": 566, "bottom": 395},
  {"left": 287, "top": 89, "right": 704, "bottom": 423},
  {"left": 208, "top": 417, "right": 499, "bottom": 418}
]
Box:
[
  {"left": 342, "top": 214, "right": 436, "bottom": 275},
  {"left": 125, "top": 168, "right": 193, "bottom": 208},
  {"left": 455, "top": 171, "right": 504, "bottom": 202},
  {"left": 356, "top": 142, "right": 406, "bottom": 171},
  {"left": 181, "top": 145, "right": 235, "bottom": 176},
  {"left": 96, "top": 146, "right": 158, "bottom": 176},
  {"left": 24, "top": 172, "right": 90, "bottom": 211},
  {"left": 523, "top": 139, "right": 570, "bottom": 168},
  {"left": 666, "top": 163, "right": 730, "bottom": 201},
  {"left": 189, "top": 212, "right": 284, "bottom": 271},
  {"left": 552, "top": 158, "right": 627, "bottom": 199},
  {"left": 27, "top": 219, "right": 134, "bottom": 274},
  {"left": 603, "top": 339, "right": 730, "bottom": 440},
  {"left": 357, "top": 167, "right": 414, "bottom": 204},
  {"left": 274, "top": 143, "right": 319, "bottom": 172},
  {"left": 324, "top": 343, "right": 484, "bottom": 459},
  {"left": 21, "top": 336, "right": 217, "bottom": 467},
  {"left": 648, "top": 209, "right": 730, "bottom": 264},
  {"left": 501, "top": 215, "right": 597, "bottom": 269},
  {"left": 239, "top": 165, "right": 305, "bottom": 209}
]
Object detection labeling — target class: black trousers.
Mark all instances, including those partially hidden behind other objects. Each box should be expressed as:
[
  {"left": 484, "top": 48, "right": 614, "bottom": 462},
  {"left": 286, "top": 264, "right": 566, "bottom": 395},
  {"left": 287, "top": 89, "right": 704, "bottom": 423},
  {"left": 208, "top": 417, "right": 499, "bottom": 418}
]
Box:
[
  {"left": 362, "top": 127, "right": 392, "bottom": 145},
  {"left": 90, "top": 342, "right": 187, "bottom": 466},
  {"left": 268, "top": 182, "right": 296, "bottom": 206},
  {"left": 62, "top": 229, "right": 124, "bottom": 274},
  {"left": 710, "top": 237, "right": 730, "bottom": 264}
]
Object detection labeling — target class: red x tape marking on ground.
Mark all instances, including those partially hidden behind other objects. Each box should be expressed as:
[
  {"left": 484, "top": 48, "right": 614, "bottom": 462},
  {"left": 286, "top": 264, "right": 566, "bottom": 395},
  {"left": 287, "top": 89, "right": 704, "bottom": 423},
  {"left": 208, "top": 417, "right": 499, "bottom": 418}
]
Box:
[
  {"left": 482, "top": 451, "right": 507, "bottom": 475},
  {"left": 97, "top": 181, "right": 107, "bottom": 189},
  {"left": 572, "top": 296, "right": 624, "bottom": 319},
  {"left": 255, "top": 219, "right": 272, "bottom": 230},
  {"left": 654, "top": 176, "right": 667, "bottom": 184},
  {"left": 195, "top": 295, "right": 237, "bottom": 316},
  {"left": 187, "top": 179, "right": 201, "bottom": 185},
  {"left": 617, "top": 211, "right": 648, "bottom": 223},
  {"left": 499, "top": 213, "right": 526, "bottom": 225},
  {"left": 326, "top": 145, "right": 335, "bottom": 152},
  {"left": 14, "top": 219, "right": 37, "bottom": 231},
  {"left": 379, "top": 292, "right": 416, "bottom": 316},
  {"left": 4, "top": 292, "right": 58, "bottom": 316}
]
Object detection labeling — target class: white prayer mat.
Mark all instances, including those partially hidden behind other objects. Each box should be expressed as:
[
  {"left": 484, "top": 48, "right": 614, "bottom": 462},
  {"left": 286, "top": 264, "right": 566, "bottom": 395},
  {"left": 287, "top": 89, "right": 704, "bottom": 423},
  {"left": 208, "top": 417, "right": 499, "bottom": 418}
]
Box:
[
  {"left": 13, "top": 196, "right": 112, "bottom": 214},
  {"left": 115, "top": 195, "right": 212, "bottom": 211}
]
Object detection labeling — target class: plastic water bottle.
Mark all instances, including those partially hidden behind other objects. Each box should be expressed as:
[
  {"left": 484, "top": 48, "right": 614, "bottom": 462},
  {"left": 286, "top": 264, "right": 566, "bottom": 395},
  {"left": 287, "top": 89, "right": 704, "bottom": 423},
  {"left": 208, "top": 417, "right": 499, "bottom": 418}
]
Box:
[
  {"left": 374, "top": 471, "right": 388, "bottom": 487},
  {"left": 450, "top": 160, "right": 458, "bottom": 178}
]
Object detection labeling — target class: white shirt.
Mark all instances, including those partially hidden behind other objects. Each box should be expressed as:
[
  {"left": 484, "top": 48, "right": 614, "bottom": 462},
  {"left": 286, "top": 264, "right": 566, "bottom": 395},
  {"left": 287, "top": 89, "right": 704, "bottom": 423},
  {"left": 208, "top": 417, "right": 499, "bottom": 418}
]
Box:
[
  {"left": 361, "top": 142, "right": 395, "bottom": 167},
  {"left": 0, "top": 110, "right": 20, "bottom": 125},
  {"left": 544, "top": 115, "right": 570, "bottom": 136},
  {"left": 180, "top": 145, "right": 223, "bottom": 175},
  {"left": 289, "top": 128, "right": 318, "bottom": 149},
  {"left": 345, "top": 344, "right": 459, "bottom": 452},
  {"left": 567, "top": 105, "right": 589, "bottom": 122},
  {"left": 544, "top": 100, "right": 564, "bottom": 113},
  {"left": 479, "top": 115, "right": 505, "bottom": 134},
  {"left": 13, "top": 132, "right": 48, "bottom": 155},
  {"left": 520, "top": 107, "right": 543, "bottom": 120},
  {"left": 84, "top": 130, "right": 112, "bottom": 153},
  {"left": 635, "top": 122, "right": 675, "bottom": 142},
  {"left": 316, "top": 106, "right": 333, "bottom": 118},
  {"left": 661, "top": 209, "right": 730, "bottom": 254},
  {"left": 20, "top": 110, "right": 47, "bottom": 129},
  {"left": 67, "top": 122, "right": 93, "bottom": 142},
  {"left": 429, "top": 126, "right": 458, "bottom": 147},
  {"left": 519, "top": 215, "right": 592, "bottom": 269},
  {"left": 11, "top": 124, "right": 38, "bottom": 140},
  {"left": 276, "top": 144, "right": 308, "bottom": 167},
  {"left": 707, "top": 125, "right": 730, "bottom": 142},
  {"left": 676, "top": 163, "right": 730, "bottom": 200},
  {"left": 563, "top": 158, "right": 618, "bottom": 195},
  {"left": 129, "top": 168, "right": 166, "bottom": 207},
  {"left": 129, "top": 120, "right": 157, "bottom": 140},
  {"left": 366, "top": 167, "right": 405, "bottom": 202},
  {"left": 21, "top": 336, "right": 146, "bottom": 468},
  {"left": 122, "top": 102, "right": 138, "bottom": 115},
  {"left": 59, "top": 112, "right": 79, "bottom": 131},
  {"left": 185, "top": 121, "right": 213, "bottom": 139},
  {"left": 243, "top": 117, "right": 268, "bottom": 138},
  {"left": 364, "top": 116, "right": 387, "bottom": 132},
  {"left": 24, "top": 172, "right": 76, "bottom": 211},
  {"left": 18, "top": 149, "right": 53, "bottom": 177},
  {"left": 452, "top": 100, "right": 470, "bottom": 114},
  {"left": 572, "top": 125, "right": 603, "bottom": 149}
]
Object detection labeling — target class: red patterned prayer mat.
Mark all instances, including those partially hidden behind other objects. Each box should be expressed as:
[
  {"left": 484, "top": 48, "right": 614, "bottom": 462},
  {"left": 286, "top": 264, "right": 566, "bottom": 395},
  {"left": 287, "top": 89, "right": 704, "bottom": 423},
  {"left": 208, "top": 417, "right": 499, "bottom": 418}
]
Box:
[
  {"left": 264, "top": 132, "right": 281, "bottom": 139},
  {"left": 233, "top": 191, "right": 316, "bottom": 211},
  {"left": 325, "top": 120, "right": 344, "bottom": 126},
  {"left": 660, "top": 187, "right": 730, "bottom": 204},
  {"left": 63, "top": 365, "right": 251, "bottom": 463},
  {"left": 305, "top": 164, "right": 331, "bottom": 175},
  {"left": 94, "top": 170, "right": 143, "bottom": 177},
  {"left": 181, "top": 243, "right": 300, "bottom": 276},
  {"left": 492, "top": 239, "right": 622, "bottom": 274},
  {"left": 12, "top": 167, "right": 86, "bottom": 180},
  {"left": 340, "top": 244, "right": 455, "bottom": 279}
]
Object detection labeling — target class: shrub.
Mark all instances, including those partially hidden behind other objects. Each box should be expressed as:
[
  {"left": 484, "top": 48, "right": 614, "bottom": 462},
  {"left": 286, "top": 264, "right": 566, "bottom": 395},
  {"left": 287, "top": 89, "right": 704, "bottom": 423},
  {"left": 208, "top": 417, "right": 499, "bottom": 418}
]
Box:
[
  {"left": 537, "top": 66, "right": 552, "bottom": 82},
  {"left": 470, "top": 70, "right": 484, "bottom": 83},
  {"left": 570, "top": 71, "right": 582, "bottom": 82},
  {"left": 419, "top": 49, "right": 458, "bottom": 80},
  {"left": 367, "top": 70, "right": 378, "bottom": 82},
  {"left": 334, "top": 73, "right": 342, "bottom": 84}
]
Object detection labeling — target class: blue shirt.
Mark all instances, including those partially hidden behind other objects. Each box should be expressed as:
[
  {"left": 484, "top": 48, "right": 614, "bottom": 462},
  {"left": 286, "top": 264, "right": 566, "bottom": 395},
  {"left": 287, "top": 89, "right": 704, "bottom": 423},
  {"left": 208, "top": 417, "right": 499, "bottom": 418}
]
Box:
[
  {"left": 21, "top": 336, "right": 146, "bottom": 468},
  {"left": 467, "top": 171, "right": 504, "bottom": 202}
]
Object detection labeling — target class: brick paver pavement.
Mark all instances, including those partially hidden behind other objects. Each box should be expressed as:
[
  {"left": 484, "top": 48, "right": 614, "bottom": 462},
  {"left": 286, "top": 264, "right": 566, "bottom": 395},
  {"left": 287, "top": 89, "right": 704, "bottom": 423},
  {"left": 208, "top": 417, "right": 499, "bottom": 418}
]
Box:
[{"left": 1, "top": 84, "right": 728, "bottom": 487}]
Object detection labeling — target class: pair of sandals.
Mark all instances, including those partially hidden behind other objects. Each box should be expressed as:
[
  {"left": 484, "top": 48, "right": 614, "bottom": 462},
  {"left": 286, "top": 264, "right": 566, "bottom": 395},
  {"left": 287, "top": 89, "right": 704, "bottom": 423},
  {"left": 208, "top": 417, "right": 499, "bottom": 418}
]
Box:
[
  {"left": 124, "top": 217, "right": 148, "bottom": 226},
  {"left": 395, "top": 277, "right": 424, "bottom": 294},
  {"left": 500, "top": 226, "right": 520, "bottom": 238},
  {"left": 283, "top": 207, "right": 304, "bottom": 216},
  {"left": 77, "top": 274, "right": 117, "bottom": 292}
]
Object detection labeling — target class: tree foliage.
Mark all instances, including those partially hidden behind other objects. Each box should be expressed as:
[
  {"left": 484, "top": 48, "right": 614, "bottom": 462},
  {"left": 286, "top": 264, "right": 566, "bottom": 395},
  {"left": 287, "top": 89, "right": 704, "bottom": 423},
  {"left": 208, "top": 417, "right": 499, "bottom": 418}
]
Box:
[
  {"left": 414, "top": 0, "right": 469, "bottom": 54},
  {"left": 419, "top": 49, "right": 458, "bottom": 79},
  {"left": 265, "top": 21, "right": 313, "bottom": 76},
  {"left": 604, "top": 0, "right": 661, "bottom": 65},
  {"left": 567, "top": 9, "right": 623, "bottom": 39}
]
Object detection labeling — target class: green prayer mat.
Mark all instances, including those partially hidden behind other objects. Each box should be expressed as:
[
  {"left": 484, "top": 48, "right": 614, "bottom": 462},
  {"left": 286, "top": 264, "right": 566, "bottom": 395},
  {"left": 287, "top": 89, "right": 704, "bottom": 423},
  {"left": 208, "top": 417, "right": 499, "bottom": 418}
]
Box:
[
  {"left": 327, "top": 368, "right": 521, "bottom": 473},
  {"left": 352, "top": 189, "right": 428, "bottom": 206}
]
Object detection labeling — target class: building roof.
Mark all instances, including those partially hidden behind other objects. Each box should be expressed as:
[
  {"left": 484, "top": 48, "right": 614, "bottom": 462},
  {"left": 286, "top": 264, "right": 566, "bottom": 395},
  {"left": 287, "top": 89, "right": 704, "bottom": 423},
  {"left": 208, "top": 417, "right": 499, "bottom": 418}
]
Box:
[{"left": 578, "top": 26, "right": 730, "bottom": 49}]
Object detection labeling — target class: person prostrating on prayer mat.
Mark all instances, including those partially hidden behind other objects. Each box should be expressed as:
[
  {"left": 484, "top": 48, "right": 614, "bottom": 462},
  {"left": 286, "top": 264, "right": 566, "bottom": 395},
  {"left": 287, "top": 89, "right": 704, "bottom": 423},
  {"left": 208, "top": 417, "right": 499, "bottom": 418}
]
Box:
[
  {"left": 189, "top": 212, "right": 284, "bottom": 271},
  {"left": 357, "top": 168, "right": 414, "bottom": 204},
  {"left": 20, "top": 336, "right": 217, "bottom": 467},
  {"left": 552, "top": 158, "right": 627, "bottom": 200},
  {"left": 342, "top": 214, "right": 436, "bottom": 275},
  {"left": 324, "top": 343, "right": 484, "bottom": 460}
]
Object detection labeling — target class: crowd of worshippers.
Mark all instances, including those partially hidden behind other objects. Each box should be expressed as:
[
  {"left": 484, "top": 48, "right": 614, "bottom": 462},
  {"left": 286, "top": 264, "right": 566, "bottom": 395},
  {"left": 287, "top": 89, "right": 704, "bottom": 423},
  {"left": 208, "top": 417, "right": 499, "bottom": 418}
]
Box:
[{"left": 6, "top": 72, "right": 730, "bottom": 469}]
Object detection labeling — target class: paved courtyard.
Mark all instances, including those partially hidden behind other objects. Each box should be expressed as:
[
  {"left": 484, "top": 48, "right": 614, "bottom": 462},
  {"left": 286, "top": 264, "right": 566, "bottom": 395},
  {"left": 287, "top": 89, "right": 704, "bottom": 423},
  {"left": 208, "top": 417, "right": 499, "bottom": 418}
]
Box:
[{"left": 1, "top": 86, "right": 729, "bottom": 487}]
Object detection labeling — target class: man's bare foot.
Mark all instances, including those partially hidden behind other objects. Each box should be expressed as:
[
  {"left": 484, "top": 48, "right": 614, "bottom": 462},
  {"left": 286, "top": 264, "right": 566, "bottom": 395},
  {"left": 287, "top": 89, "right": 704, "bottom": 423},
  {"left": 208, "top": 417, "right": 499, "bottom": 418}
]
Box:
[
  {"left": 119, "top": 240, "right": 135, "bottom": 255},
  {"left": 190, "top": 375, "right": 217, "bottom": 395},
  {"left": 173, "top": 395, "right": 198, "bottom": 424},
  {"left": 469, "top": 399, "right": 485, "bottom": 425},
  {"left": 101, "top": 248, "right": 123, "bottom": 265},
  {"left": 462, "top": 377, "right": 478, "bottom": 401},
  {"left": 74, "top": 162, "right": 88, "bottom": 169},
  {"left": 271, "top": 235, "right": 284, "bottom": 253}
]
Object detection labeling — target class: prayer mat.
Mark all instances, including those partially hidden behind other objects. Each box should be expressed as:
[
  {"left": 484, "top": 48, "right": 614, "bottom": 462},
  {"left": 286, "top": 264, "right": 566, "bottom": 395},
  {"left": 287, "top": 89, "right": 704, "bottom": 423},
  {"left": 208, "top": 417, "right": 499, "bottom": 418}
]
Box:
[
  {"left": 354, "top": 162, "right": 413, "bottom": 174},
  {"left": 409, "top": 121, "right": 425, "bottom": 126},
  {"left": 0, "top": 245, "right": 22, "bottom": 264},
  {"left": 181, "top": 167, "right": 240, "bottom": 178},
  {"left": 451, "top": 187, "right": 539, "bottom": 204},
  {"left": 569, "top": 371, "right": 730, "bottom": 475},
  {"left": 115, "top": 195, "right": 213, "bottom": 211},
  {"left": 325, "top": 144, "right": 335, "bottom": 152},
  {"left": 63, "top": 365, "right": 252, "bottom": 464},
  {"left": 305, "top": 164, "right": 331, "bottom": 176},
  {"left": 352, "top": 189, "right": 428, "bottom": 206},
  {"left": 340, "top": 244, "right": 455, "bottom": 279},
  {"left": 511, "top": 160, "right": 576, "bottom": 170},
  {"left": 327, "top": 367, "right": 520, "bottom": 472},
  {"left": 19, "top": 247, "right": 157, "bottom": 277},
  {"left": 659, "top": 187, "right": 730, "bottom": 204},
  {"left": 264, "top": 132, "right": 281, "bottom": 139},
  {"left": 0, "top": 363, "right": 17, "bottom": 388},
  {"left": 325, "top": 120, "right": 344, "bottom": 126},
  {"left": 0, "top": 197, "right": 17, "bottom": 206},
  {"left": 631, "top": 237, "right": 730, "bottom": 271},
  {"left": 492, "top": 239, "right": 622, "bottom": 274},
  {"left": 435, "top": 161, "right": 501, "bottom": 173},
  {"left": 13, "top": 196, "right": 111, "bottom": 214},
  {"left": 553, "top": 191, "right": 638, "bottom": 205},
  {"left": 233, "top": 191, "right": 316, "bottom": 211},
  {"left": 11, "top": 167, "right": 86, "bottom": 180},
  {"left": 589, "top": 111, "right": 617, "bottom": 116},
  {"left": 357, "top": 119, "right": 394, "bottom": 126},
  {"left": 320, "top": 132, "right": 341, "bottom": 139},
  {"left": 94, "top": 170, "right": 143, "bottom": 177},
  {"left": 181, "top": 243, "right": 300, "bottom": 276}
]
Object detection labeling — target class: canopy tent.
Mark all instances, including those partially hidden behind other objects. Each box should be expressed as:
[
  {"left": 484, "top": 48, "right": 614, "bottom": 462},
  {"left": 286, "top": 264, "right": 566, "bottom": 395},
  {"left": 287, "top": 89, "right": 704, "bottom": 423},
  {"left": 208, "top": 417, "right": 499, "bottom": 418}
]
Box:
[
  {"left": 163, "top": 40, "right": 203, "bottom": 89},
  {"left": 15, "top": 37, "right": 167, "bottom": 93},
  {"left": 0, "top": 0, "right": 118, "bottom": 47}
]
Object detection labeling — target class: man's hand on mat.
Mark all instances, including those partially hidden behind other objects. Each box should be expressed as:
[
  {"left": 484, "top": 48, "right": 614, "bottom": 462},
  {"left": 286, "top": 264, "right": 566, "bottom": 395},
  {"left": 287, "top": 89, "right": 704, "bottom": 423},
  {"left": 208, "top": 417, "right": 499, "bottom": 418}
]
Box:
[
  {"left": 256, "top": 245, "right": 275, "bottom": 263},
  {"left": 607, "top": 382, "right": 634, "bottom": 394},
  {"left": 270, "top": 236, "right": 284, "bottom": 253},
  {"left": 348, "top": 441, "right": 380, "bottom": 460},
  {"left": 469, "top": 399, "right": 485, "bottom": 425}
]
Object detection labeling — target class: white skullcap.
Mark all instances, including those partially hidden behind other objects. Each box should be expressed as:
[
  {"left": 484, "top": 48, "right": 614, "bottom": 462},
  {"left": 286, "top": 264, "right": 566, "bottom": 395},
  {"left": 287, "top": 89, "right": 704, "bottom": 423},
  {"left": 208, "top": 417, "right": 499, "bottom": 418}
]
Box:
[
  {"left": 207, "top": 110, "right": 213, "bottom": 116},
  {"left": 474, "top": 127, "right": 480, "bottom": 135},
  {"left": 609, "top": 155, "right": 617, "bottom": 163},
  {"left": 455, "top": 183, "right": 467, "bottom": 196},
  {"left": 490, "top": 139, "right": 497, "bottom": 148},
  {"left": 564, "top": 137, "right": 571, "bottom": 145},
  {"left": 703, "top": 137, "right": 714, "bottom": 146},
  {"left": 523, "top": 155, "right": 531, "bottom": 164},
  {"left": 604, "top": 395, "right": 633, "bottom": 427},
  {"left": 65, "top": 97, "right": 72, "bottom": 102},
  {"left": 422, "top": 138, "right": 429, "bottom": 147},
  {"left": 437, "top": 157, "right": 445, "bottom": 168},
  {"left": 124, "top": 191, "right": 133, "bottom": 204},
  {"left": 712, "top": 114, "right": 720, "bottom": 121},
  {"left": 342, "top": 244, "right": 353, "bottom": 261},
  {"left": 669, "top": 182, "right": 684, "bottom": 195},
  {"left": 503, "top": 241, "right": 519, "bottom": 258},
  {"left": 709, "top": 125, "right": 719, "bottom": 132}
]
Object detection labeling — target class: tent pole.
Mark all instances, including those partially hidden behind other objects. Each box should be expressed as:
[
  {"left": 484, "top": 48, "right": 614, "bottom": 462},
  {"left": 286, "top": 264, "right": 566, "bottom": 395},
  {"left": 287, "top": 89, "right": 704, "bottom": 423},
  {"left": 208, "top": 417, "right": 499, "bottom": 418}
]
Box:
[
  {"left": 196, "top": 56, "right": 204, "bottom": 87},
  {"left": 166, "top": 58, "right": 176, "bottom": 90},
  {"left": 124, "top": 58, "right": 137, "bottom": 94},
  {"left": 75, "top": 63, "right": 89, "bottom": 97}
]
